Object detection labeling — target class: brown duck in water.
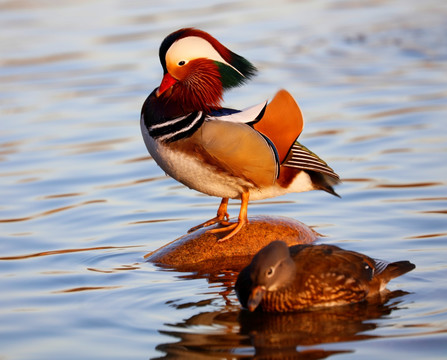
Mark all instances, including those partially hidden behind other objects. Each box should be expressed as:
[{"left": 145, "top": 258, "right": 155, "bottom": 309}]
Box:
[{"left": 235, "top": 240, "right": 415, "bottom": 312}]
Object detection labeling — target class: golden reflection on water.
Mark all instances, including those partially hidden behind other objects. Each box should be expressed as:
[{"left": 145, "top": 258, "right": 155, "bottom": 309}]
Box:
[
  {"left": 0, "top": 199, "right": 106, "bottom": 223},
  {"left": 96, "top": 176, "right": 164, "bottom": 190},
  {"left": 365, "top": 104, "right": 447, "bottom": 120},
  {"left": 405, "top": 232, "right": 447, "bottom": 240},
  {"left": 383, "top": 196, "right": 447, "bottom": 203},
  {"left": 53, "top": 285, "right": 123, "bottom": 294},
  {"left": 0, "top": 245, "right": 140, "bottom": 261},
  {"left": 374, "top": 182, "right": 443, "bottom": 189},
  {"left": 129, "top": 218, "right": 185, "bottom": 225},
  {"left": 41, "top": 192, "right": 84, "bottom": 199},
  {"left": 87, "top": 264, "right": 141, "bottom": 273},
  {"left": 118, "top": 155, "right": 153, "bottom": 164}
]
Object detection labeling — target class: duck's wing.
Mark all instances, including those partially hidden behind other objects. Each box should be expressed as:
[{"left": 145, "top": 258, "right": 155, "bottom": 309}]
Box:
[
  {"left": 283, "top": 141, "right": 340, "bottom": 180},
  {"left": 253, "top": 89, "right": 304, "bottom": 163},
  {"left": 186, "top": 119, "right": 279, "bottom": 188},
  {"left": 291, "top": 245, "right": 375, "bottom": 305},
  {"left": 209, "top": 89, "right": 303, "bottom": 164},
  {"left": 293, "top": 245, "right": 415, "bottom": 303}
]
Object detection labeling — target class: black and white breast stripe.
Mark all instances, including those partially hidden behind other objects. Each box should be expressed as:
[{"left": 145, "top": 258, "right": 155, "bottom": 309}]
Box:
[
  {"left": 147, "top": 111, "right": 205, "bottom": 143},
  {"left": 145, "top": 101, "right": 267, "bottom": 144},
  {"left": 283, "top": 142, "right": 340, "bottom": 179}
]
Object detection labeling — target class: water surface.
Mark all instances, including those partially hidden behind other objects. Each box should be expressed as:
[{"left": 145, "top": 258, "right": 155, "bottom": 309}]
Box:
[{"left": 1, "top": 0, "right": 447, "bottom": 359}]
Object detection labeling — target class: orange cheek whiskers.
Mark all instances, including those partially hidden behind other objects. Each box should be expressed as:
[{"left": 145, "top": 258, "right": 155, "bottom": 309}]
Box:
[{"left": 178, "top": 61, "right": 224, "bottom": 112}]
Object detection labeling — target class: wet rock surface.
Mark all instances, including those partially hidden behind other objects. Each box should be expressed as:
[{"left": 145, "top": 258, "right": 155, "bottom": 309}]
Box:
[{"left": 145, "top": 216, "right": 318, "bottom": 272}]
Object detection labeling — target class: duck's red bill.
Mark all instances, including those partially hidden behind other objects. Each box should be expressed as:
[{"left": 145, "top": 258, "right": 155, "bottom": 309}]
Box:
[{"left": 156, "top": 73, "right": 177, "bottom": 96}]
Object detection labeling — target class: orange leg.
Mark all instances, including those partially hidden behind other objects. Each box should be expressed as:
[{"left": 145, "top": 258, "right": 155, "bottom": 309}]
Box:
[
  {"left": 209, "top": 191, "right": 249, "bottom": 242},
  {"left": 188, "top": 198, "right": 230, "bottom": 233}
]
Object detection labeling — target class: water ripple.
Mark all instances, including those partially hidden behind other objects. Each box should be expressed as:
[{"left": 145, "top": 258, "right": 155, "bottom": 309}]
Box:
[
  {"left": 0, "top": 199, "right": 106, "bottom": 223},
  {"left": 1, "top": 0, "right": 446, "bottom": 358},
  {"left": 0, "top": 245, "right": 139, "bottom": 261}
]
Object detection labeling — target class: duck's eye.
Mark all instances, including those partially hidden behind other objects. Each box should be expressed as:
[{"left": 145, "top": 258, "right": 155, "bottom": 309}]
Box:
[
  {"left": 178, "top": 60, "right": 186, "bottom": 66},
  {"left": 266, "top": 267, "right": 274, "bottom": 277}
]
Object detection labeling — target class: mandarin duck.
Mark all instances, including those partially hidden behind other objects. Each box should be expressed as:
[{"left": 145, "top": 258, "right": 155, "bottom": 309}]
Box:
[
  {"left": 141, "top": 28, "right": 340, "bottom": 242},
  {"left": 235, "top": 240, "right": 415, "bottom": 312}
]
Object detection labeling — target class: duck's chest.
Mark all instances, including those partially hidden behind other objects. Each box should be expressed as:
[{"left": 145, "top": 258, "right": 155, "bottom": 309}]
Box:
[{"left": 141, "top": 118, "right": 247, "bottom": 199}]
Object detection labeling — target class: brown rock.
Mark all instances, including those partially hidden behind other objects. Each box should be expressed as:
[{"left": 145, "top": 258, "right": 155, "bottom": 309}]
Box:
[{"left": 145, "top": 216, "right": 319, "bottom": 272}]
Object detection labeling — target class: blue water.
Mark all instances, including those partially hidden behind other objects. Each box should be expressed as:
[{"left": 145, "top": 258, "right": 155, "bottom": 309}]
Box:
[{"left": 1, "top": 0, "right": 447, "bottom": 359}]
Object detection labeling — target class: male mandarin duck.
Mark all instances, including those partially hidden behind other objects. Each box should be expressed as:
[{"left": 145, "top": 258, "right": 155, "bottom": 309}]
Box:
[
  {"left": 235, "top": 240, "right": 415, "bottom": 312},
  {"left": 141, "top": 28, "right": 340, "bottom": 241}
]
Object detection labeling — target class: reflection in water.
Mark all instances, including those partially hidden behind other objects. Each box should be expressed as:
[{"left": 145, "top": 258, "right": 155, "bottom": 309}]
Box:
[
  {"left": 154, "top": 271, "right": 410, "bottom": 359},
  {"left": 53, "top": 285, "right": 122, "bottom": 294},
  {"left": 0, "top": 245, "right": 140, "bottom": 261},
  {"left": 0, "top": 199, "right": 106, "bottom": 223},
  {"left": 375, "top": 182, "right": 443, "bottom": 189}
]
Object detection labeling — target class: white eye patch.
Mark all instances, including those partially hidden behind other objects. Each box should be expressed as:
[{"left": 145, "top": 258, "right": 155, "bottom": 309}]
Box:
[{"left": 166, "top": 36, "right": 242, "bottom": 76}]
